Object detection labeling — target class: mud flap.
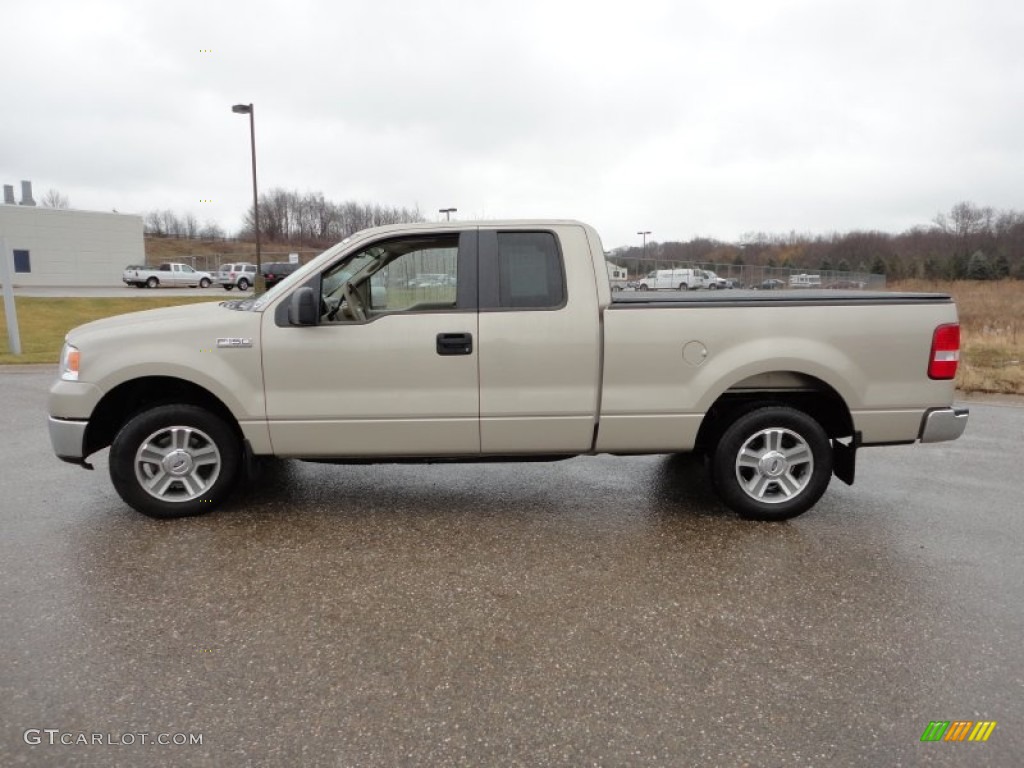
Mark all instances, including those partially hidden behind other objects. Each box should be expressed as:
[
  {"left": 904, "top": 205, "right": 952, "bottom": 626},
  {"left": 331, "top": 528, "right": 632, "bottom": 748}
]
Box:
[{"left": 832, "top": 432, "right": 860, "bottom": 486}]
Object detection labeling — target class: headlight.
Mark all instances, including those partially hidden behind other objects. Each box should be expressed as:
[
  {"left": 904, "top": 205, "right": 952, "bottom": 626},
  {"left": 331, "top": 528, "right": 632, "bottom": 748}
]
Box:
[{"left": 60, "top": 343, "right": 80, "bottom": 381}]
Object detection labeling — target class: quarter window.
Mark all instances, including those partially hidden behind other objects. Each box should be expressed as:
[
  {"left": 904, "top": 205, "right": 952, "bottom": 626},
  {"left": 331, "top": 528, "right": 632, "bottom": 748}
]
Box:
[{"left": 496, "top": 232, "right": 564, "bottom": 308}]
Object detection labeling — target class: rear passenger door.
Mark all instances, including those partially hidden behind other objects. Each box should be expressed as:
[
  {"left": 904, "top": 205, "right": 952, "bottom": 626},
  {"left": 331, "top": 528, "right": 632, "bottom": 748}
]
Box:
[{"left": 476, "top": 226, "right": 602, "bottom": 454}]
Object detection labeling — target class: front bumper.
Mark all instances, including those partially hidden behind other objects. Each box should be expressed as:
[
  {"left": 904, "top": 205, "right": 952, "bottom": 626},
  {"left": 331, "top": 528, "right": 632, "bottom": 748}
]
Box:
[
  {"left": 919, "top": 406, "right": 969, "bottom": 443},
  {"left": 48, "top": 416, "right": 88, "bottom": 462}
]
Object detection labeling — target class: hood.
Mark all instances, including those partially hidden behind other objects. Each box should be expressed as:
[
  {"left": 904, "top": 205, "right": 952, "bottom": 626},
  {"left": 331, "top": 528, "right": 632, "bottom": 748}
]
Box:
[{"left": 66, "top": 301, "right": 249, "bottom": 346}]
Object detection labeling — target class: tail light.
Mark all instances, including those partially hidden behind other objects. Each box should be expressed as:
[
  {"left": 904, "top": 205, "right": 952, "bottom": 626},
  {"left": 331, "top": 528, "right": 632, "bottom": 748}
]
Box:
[{"left": 928, "top": 323, "right": 960, "bottom": 380}]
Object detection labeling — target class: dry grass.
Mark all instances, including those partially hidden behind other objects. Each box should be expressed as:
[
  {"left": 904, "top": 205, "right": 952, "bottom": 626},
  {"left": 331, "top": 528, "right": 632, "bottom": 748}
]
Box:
[{"left": 893, "top": 279, "right": 1024, "bottom": 395}]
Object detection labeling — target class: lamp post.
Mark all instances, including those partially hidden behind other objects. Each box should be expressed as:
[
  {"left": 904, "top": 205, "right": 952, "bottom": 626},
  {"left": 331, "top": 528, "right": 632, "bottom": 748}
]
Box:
[
  {"left": 439, "top": 207, "right": 457, "bottom": 221},
  {"left": 637, "top": 230, "right": 651, "bottom": 276},
  {"left": 232, "top": 103, "right": 264, "bottom": 293}
]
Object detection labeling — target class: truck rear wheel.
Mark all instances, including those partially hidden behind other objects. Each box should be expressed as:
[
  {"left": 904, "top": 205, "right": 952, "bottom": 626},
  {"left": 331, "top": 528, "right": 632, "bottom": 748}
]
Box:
[
  {"left": 710, "top": 406, "right": 832, "bottom": 521},
  {"left": 678, "top": 282, "right": 688, "bottom": 290},
  {"left": 146, "top": 277, "right": 159, "bottom": 289},
  {"left": 109, "top": 405, "right": 241, "bottom": 518}
]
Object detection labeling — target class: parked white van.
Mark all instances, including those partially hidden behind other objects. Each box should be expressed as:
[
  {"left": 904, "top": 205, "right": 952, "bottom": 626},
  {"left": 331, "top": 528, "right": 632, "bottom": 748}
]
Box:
[{"left": 637, "top": 268, "right": 704, "bottom": 290}]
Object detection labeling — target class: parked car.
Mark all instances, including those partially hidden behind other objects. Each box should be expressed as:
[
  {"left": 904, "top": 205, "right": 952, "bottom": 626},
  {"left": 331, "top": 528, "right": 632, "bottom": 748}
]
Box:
[
  {"left": 218, "top": 263, "right": 257, "bottom": 291},
  {"left": 760, "top": 278, "right": 786, "bottom": 290},
  {"left": 51, "top": 219, "right": 967, "bottom": 523},
  {"left": 123, "top": 263, "right": 213, "bottom": 288},
  {"left": 262, "top": 261, "right": 301, "bottom": 288},
  {"left": 701, "top": 270, "right": 730, "bottom": 289}
]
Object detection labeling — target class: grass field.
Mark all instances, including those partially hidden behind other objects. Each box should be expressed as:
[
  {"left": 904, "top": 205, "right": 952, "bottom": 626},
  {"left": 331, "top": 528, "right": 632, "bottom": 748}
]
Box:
[
  {"left": 2, "top": 282, "right": 1022, "bottom": 394},
  {"left": 0, "top": 297, "right": 220, "bottom": 364}
]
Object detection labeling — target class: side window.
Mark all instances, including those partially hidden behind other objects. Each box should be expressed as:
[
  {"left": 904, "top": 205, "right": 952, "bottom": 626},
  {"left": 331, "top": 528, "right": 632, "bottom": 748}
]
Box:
[
  {"left": 320, "top": 233, "right": 461, "bottom": 321},
  {"left": 496, "top": 232, "right": 565, "bottom": 308}
]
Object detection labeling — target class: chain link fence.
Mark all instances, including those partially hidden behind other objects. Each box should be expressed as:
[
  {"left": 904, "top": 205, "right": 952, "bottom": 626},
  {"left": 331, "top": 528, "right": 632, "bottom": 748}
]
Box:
[{"left": 613, "top": 260, "right": 886, "bottom": 290}]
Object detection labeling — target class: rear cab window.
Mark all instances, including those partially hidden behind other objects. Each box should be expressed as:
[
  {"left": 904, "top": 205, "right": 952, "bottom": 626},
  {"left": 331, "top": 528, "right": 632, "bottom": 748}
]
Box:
[{"left": 479, "top": 230, "right": 566, "bottom": 310}]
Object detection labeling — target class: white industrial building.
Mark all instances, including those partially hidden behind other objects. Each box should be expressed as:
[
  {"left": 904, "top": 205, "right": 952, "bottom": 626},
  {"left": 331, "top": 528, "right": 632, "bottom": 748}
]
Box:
[{"left": 0, "top": 181, "right": 144, "bottom": 286}]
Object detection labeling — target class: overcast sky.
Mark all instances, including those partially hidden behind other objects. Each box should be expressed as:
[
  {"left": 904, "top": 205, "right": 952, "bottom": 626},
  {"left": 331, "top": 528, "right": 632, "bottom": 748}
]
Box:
[{"left": 2, "top": 0, "right": 1022, "bottom": 249}]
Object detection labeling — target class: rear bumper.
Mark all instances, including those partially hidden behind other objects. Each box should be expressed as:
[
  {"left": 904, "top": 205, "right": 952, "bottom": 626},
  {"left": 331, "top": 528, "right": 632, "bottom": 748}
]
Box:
[
  {"left": 919, "top": 406, "right": 969, "bottom": 443},
  {"left": 48, "top": 416, "right": 88, "bottom": 461}
]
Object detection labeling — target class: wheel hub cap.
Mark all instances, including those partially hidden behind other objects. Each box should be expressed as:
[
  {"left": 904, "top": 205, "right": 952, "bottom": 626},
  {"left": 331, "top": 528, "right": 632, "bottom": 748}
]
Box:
[
  {"left": 758, "top": 450, "right": 788, "bottom": 478},
  {"left": 163, "top": 449, "right": 195, "bottom": 476}
]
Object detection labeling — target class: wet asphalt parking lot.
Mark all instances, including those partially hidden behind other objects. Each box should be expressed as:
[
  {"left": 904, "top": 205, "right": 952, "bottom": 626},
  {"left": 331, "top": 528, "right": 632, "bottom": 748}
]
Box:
[{"left": 1, "top": 368, "right": 1021, "bottom": 767}]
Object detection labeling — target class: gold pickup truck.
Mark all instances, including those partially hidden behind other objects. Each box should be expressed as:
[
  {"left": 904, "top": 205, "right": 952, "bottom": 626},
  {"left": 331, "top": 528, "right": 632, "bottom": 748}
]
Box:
[{"left": 49, "top": 220, "right": 968, "bottom": 521}]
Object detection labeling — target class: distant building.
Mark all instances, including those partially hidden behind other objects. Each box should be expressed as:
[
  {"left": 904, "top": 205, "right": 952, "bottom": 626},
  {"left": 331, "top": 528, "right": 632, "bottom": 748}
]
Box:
[
  {"left": 606, "top": 261, "right": 627, "bottom": 281},
  {"left": 0, "top": 181, "right": 144, "bottom": 286},
  {"left": 605, "top": 260, "right": 628, "bottom": 290}
]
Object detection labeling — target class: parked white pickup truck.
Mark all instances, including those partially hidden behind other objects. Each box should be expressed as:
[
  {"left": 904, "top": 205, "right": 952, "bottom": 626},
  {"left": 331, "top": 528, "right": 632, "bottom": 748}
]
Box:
[
  {"left": 52, "top": 220, "right": 967, "bottom": 521},
  {"left": 123, "top": 262, "right": 213, "bottom": 289}
]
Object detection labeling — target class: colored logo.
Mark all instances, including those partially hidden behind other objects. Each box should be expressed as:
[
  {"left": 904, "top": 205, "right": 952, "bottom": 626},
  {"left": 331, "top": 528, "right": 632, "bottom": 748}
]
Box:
[{"left": 921, "top": 721, "right": 996, "bottom": 742}]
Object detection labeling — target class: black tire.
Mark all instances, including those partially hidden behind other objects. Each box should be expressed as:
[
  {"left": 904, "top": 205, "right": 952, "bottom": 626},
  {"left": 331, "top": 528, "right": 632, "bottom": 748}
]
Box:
[
  {"left": 678, "top": 283, "right": 688, "bottom": 290},
  {"left": 638, "top": 283, "right": 649, "bottom": 291},
  {"left": 223, "top": 285, "right": 234, "bottom": 291},
  {"left": 109, "top": 405, "right": 241, "bottom": 519},
  {"left": 199, "top": 278, "right": 211, "bottom": 288},
  {"left": 238, "top": 278, "right": 250, "bottom": 291},
  {"left": 710, "top": 406, "right": 832, "bottom": 521},
  {"left": 146, "top": 276, "right": 159, "bottom": 289}
]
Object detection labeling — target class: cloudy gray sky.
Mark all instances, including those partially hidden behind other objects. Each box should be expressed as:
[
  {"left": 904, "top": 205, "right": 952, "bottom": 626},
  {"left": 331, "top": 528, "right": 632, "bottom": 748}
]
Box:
[{"left": 2, "top": 0, "right": 1022, "bottom": 249}]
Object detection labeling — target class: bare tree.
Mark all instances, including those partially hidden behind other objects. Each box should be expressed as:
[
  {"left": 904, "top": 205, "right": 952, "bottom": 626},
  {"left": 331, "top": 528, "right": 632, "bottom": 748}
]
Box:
[{"left": 40, "top": 188, "right": 71, "bottom": 208}]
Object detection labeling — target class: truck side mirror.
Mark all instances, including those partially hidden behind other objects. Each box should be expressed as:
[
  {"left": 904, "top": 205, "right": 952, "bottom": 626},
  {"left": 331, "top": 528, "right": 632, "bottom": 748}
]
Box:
[{"left": 288, "top": 287, "right": 319, "bottom": 326}]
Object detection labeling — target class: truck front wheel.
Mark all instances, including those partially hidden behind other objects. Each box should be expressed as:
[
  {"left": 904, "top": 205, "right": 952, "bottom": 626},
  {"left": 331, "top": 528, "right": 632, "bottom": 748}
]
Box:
[
  {"left": 109, "top": 405, "right": 241, "bottom": 518},
  {"left": 710, "top": 406, "right": 832, "bottom": 521},
  {"left": 146, "top": 277, "right": 159, "bottom": 289}
]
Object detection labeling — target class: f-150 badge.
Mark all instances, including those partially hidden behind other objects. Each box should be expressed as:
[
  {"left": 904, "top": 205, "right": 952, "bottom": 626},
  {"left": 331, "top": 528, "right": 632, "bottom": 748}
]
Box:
[{"left": 216, "top": 338, "right": 253, "bottom": 348}]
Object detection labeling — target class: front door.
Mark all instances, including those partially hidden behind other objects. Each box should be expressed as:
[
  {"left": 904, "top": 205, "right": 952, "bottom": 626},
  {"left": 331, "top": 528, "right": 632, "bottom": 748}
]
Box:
[{"left": 260, "top": 231, "right": 480, "bottom": 457}]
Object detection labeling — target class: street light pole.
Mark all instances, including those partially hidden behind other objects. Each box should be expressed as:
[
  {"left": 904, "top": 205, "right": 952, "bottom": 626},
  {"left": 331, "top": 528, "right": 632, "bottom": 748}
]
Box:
[
  {"left": 637, "top": 230, "right": 651, "bottom": 277},
  {"left": 439, "top": 207, "right": 457, "bottom": 221},
  {"left": 232, "top": 103, "right": 264, "bottom": 293}
]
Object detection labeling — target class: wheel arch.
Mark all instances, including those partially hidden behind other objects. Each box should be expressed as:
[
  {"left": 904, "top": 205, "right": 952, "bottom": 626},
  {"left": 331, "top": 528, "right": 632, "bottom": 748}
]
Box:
[
  {"left": 84, "top": 376, "right": 241, "bottom": 457},
  {"left": 695, "top": 371, "right": 854, "bottom": 454}
]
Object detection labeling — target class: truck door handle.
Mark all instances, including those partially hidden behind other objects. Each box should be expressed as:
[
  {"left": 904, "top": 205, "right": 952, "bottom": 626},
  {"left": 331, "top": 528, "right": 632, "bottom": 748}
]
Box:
[{"left": 436, "top": 332, "right": 473, "bottom": 356}]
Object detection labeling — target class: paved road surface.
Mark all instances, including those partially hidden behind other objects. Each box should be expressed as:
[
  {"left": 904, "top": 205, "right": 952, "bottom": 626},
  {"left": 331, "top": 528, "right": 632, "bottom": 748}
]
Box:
[{"left": 1, "top": 369, "right": 1020, "bottom": 766}]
